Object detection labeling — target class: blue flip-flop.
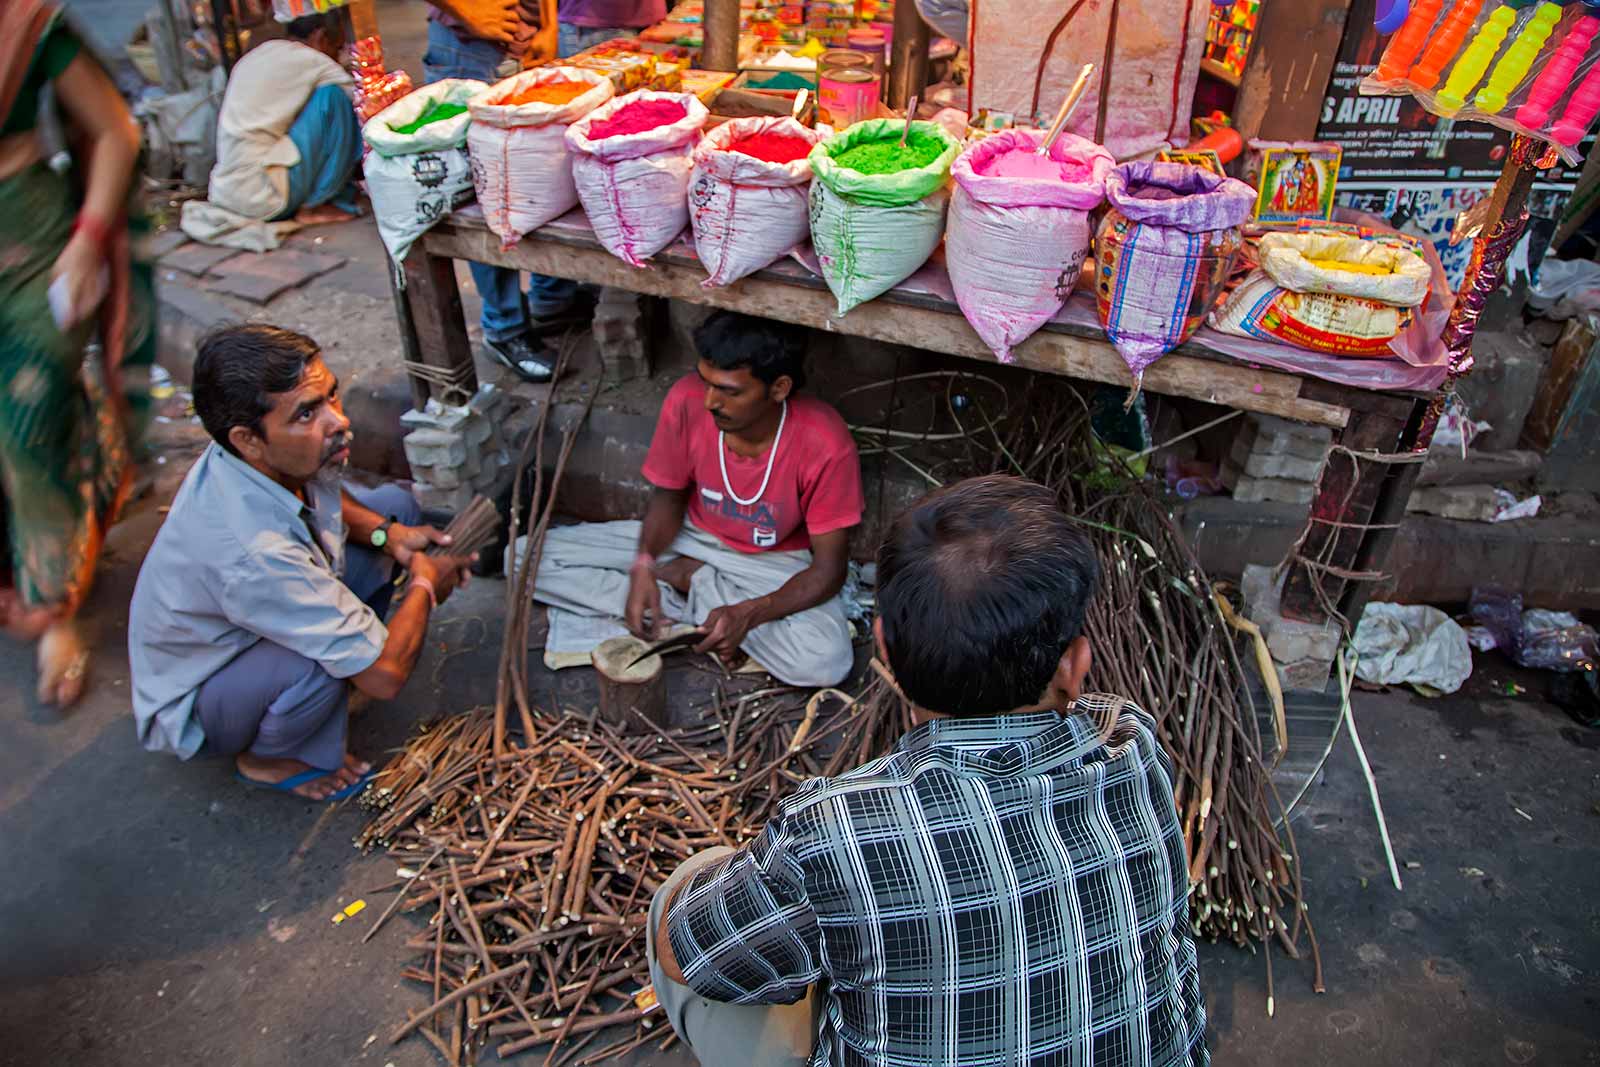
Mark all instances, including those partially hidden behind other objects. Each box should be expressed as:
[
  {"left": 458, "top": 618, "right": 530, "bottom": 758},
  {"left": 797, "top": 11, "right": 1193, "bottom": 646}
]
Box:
[{"left": 235, "top": 767, "right": 375, "bottom": 803}]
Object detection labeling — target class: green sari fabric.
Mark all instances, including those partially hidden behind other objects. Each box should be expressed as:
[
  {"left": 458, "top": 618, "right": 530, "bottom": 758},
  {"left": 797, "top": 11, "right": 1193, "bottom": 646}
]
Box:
[{"left": 0, "top": 161, "right": 155, "bottom": 610}]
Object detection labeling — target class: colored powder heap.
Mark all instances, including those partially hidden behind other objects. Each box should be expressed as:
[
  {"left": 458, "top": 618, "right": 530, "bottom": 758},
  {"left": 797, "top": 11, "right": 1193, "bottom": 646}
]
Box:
[
  {"left": 389, "top": 98, "right": 467, "bottom": 135},
  {"left": 505, "top": 78, "right": 592, "bottom": 106},
  {"left": 833, "top": 130, "right": 946, "bottom": 175},
  {"left": 747, "top": 71, "right": 814, "bottom": 91},
  {"left": 727, "top": 132, "right": 814, "bottom": 164},
  {"left": 586, "top": 98, "right": 688, "bottom": 140},
  {"left": 976, "top": 147, "right": 1093, "bottom": 182}
]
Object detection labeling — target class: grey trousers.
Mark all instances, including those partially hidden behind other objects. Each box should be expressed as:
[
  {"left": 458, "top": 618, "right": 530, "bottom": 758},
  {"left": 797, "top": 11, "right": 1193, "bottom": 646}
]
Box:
[
  {"left": 524, "top": 519, "right": 854, "bottom": 688},
  {"left": 647, "top": 847, "right": 821, "bottom": 1067},
  {"left": 194, "top": 483, "right": 420, "bottom": 770}
]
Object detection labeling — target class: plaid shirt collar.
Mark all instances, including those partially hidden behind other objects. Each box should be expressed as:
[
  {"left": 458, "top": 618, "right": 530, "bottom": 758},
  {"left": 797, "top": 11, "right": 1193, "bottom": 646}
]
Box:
[{"left": 893, "top": 707, "right": 1110, "bottom": 778}]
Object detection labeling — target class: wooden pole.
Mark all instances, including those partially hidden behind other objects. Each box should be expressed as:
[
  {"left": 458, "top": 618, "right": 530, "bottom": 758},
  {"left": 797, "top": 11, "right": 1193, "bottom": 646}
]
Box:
[
  {"left": 702, "top": 0, "right": 740, "bottom": 72},
  {"left": 887, "top": 0, "right": 931, "bottom": 109}
]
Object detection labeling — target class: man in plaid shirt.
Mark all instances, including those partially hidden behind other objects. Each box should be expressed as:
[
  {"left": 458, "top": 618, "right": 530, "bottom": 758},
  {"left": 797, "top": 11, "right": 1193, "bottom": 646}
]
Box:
[{"left": 647, "top": 475, "right": 1207, "bottom": 1067}]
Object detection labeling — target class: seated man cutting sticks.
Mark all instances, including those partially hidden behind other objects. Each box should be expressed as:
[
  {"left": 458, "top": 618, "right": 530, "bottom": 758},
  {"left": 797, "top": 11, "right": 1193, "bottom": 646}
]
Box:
[
  {"left": 647, "top": 475, "right": 1208, "bottom": 1067},
  {"left": 128, "top": 325, "right": 475, "bottom": 801},
  {"left": 526, "top": 311, "right": 861, "bottom": 688}
]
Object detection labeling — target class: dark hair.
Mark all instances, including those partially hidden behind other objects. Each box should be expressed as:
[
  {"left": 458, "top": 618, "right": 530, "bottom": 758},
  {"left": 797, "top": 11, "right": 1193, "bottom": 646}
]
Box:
[
  {"left": 692, "top": 310, "right": 807, "bottom": 390},
  {"left": 286, "top": 13, "right": 339, "bottom": 40},
  {"left": 876, "top": 475, "right": 1100, "bottom": 717},
  {"left": 192, "top": 324, "right": 320, "bottom": 455}
]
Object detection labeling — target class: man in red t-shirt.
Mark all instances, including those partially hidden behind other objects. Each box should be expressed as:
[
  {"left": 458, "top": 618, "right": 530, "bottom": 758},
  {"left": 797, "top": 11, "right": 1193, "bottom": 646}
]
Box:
[{"left": 529, "top": 312, "right": 861, "bottom": 687}]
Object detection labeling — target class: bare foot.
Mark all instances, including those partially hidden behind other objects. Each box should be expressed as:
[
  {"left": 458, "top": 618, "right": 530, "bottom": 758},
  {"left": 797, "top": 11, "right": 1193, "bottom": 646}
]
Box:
[
  {"left": 655, "top": 556, "right": 704, "bottom": 595},
  {"left": 293, "top": 203, "right": 356, "bottom": 226},
  {"left": 6, "top": 601, "right": 54, "bottom": 643},
  {"left": 37, "top": 621, "right": 89, "bottom": 708},
  {"left": 342, "top": 751, "right": 372, "bottom": 778},
  {"left": 236, "top": 753, "right": 347, "bottom": 800}
]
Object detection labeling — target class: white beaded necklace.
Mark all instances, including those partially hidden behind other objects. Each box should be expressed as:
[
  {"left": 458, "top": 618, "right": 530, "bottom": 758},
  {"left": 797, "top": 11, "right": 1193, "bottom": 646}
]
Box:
[{"left": 719, "top": 400, "right": 787, "bottom": 507}]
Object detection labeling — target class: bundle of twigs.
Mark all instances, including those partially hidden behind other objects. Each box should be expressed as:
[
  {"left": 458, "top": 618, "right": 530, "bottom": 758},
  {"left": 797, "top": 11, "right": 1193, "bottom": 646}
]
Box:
[
  {"left": 848, "top": 371, "right": 1323, "bottom": 1001},
  {"left": 358, "top": 677, "right": 910, "bottom": 1066},
  {"left": 430, "top": 495, "right": 501, "bottom": 562}
]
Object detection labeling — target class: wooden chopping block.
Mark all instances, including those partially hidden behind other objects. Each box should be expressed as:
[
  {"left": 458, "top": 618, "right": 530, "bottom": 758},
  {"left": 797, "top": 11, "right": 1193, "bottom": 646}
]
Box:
[{"left": 592, "top": 636, "right": 668, "bottom": 733}]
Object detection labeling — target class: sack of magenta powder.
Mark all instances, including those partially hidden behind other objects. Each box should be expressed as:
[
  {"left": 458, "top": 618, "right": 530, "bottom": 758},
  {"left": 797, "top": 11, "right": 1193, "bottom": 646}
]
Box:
[
  {"left": 565, "top": 90, "right": 709, "bottom": 267},
  {"left": 1093, "top": 160, "right": 1255, "bottom": 386},
  {"left": 467, "top": 67, "right": 613, "bottom": 250},
  {"left": 689, "top": 117, "right": 824, "bottom": 287},
  {"left": 946, "top": 129, "right": 1114, "bottom": 362}
]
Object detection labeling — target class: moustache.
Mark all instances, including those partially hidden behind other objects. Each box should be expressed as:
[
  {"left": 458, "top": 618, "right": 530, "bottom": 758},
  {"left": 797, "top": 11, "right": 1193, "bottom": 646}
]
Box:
[{"left": 320, "top": 433, "right": 354, "bottom": 466}]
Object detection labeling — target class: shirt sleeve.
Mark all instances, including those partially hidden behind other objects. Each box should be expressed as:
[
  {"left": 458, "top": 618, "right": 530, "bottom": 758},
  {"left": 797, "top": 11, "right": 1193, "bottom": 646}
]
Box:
[
  {"left": 800, "top": 430, "right": 864, "bottom": 537},
  {"left": 641, "top": 379, "right": 693, "bottom": 491},
  {"left": 220, "top": 535, "right": 388, "bottom": 680},
  {"left": 666, "top": 811, "right": 822, "bottom": 1005}
]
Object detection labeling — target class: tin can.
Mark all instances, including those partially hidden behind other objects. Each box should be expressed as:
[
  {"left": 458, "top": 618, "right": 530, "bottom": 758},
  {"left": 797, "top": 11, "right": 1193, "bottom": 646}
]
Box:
[
  {"left": 845, "top": 28, "right": 886, "bottom": 75},
  {"left": 818, "top": 66, "right": 880, "bottom": 128}
]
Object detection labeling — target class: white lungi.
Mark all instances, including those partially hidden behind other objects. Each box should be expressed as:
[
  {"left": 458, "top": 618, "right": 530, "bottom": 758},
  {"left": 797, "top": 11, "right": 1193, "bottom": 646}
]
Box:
[{"left": 517, "top": 519, "right": 854, "bottom": 688}]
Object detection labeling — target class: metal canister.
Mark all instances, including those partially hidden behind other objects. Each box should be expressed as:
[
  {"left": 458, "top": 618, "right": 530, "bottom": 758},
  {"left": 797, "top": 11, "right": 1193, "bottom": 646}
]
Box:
[
  {"left": 845, "top": 28, "right": 887, "bottom": 76},
  {"left": 818, "top": 66, "right": 880, "bottom": 128},
  {"left": 819, "top": 49, "right": 872, "bottom": 78}
]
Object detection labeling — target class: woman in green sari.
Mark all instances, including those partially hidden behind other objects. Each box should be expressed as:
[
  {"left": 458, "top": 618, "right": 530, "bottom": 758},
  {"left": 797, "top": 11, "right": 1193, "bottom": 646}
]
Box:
[{"left": 0, "top": 0, "right": 154, "bottom": 707}]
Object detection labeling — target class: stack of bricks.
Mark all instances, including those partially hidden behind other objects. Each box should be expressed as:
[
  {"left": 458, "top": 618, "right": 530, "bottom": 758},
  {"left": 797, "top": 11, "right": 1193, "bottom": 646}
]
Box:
[
  {"left": 401, "top": 385, "right": 513, "bottom": 513},
  {"left": 591, "top": 287, "right": 652, "bottom": 384},
  {"left": 1241, "top": 563, "right": 1342, "bottom": 692},
  {"left": 1221, "top": 414, "right": 1333, "bottom": 505}
]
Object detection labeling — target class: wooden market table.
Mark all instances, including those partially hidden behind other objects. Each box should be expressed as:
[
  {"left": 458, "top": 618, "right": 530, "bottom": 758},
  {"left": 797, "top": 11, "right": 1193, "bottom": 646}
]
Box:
[{"left": 399, "top": 208, "right": 1432, "bottom": 626}]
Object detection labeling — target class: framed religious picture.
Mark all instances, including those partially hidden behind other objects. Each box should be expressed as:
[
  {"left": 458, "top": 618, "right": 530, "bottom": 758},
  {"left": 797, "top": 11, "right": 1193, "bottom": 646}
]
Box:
[{"left": 1253, "top": 144, "right": 1342, "bottom": 225}]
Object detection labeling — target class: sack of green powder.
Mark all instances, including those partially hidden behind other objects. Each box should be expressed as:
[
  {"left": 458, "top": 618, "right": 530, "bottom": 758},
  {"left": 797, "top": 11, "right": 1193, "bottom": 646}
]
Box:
[
  {"left": 363, "top": 79, "right": 486, "bottom": 263},
  {"left": 807, "top": 119, "right": 961, "bottom": 315}
]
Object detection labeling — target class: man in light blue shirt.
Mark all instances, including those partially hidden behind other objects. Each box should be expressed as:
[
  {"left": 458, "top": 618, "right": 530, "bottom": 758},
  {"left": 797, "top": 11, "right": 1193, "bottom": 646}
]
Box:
[{"left": 129, "top": 325, "right": 475, "bottom": 801}]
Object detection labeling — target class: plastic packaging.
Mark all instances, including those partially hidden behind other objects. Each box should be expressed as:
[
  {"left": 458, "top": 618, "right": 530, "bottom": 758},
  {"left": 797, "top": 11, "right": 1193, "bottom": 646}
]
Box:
[
  {"left": 945, "top": 129, "right": 1114, "bottom": 362},
  {"left": 1093, "top": 161, "right": 1255, "bottom": 385},
  {"left": 564, "top": 90, "right": 709, "bottom": 268},
  {"left": 807, "top": 119, "right": 961, "bottom": 315},
  {"left": 363, "top": 80, "right": 486, "bottom": 263},
  {"left": 688, "top": 117, "right": 823, "bottom": 287},
  {"left": 1363, "top": 0, "right": 1600, "bottom": 165},
  {"left": 1468, "top": 588, "right": 1600, "bottom": 670},
  {"left": 468, "top": 67, "right": 614, "bottom": 251},
  {"left": 1210, "top": 230, "right": 1434, "bottom": 355}
]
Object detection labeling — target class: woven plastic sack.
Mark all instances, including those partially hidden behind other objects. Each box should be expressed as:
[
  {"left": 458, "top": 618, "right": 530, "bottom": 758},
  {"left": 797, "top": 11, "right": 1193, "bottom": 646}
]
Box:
[
  {"left": 946, "top": 129, "right": 1113, "bottom": 362},
  {"left": 468, "top": 67, "right": 614, "bottom": 250},
  {"left": 689, "top": 117, "right": 824, "bottom": 287},
  {"left": 808, "top": 119, "right": 961, "bottom": 315},
  {"left": 565, "top": 91, "right": 709, "bottom": 267},
  {"left": 363, "top": 80, "right": 485, "bottom": 263},
  {"left": 1093, "top": 161, "right": 1255, "bottom": 384}
]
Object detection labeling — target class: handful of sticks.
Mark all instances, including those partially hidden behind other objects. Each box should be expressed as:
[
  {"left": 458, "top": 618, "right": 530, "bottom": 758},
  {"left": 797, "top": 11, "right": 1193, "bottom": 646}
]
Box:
[
  {"left": 428, "top": 495, "right": 502, "bottom": 563},
  {"left": 358, "top": 679, "right": 907, "bottom": 1066}
]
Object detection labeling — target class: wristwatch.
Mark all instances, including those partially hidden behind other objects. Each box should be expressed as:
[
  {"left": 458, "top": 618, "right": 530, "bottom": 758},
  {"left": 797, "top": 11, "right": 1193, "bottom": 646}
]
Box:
[{"left": 370, "top": 517, "right": 395, "bottom": 549}]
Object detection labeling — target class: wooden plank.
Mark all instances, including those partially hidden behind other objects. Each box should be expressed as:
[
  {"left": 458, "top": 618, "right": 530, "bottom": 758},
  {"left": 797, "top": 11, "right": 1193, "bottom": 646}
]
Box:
[
  {"left": 424, "top": 222, "right": 1351, "bottom": 428},
  {"left": 402, "top": 249, "right": 478, "bottom": 405},
  {"left": 1232, "top": 0, "right": 1353, "bottom": 143}
]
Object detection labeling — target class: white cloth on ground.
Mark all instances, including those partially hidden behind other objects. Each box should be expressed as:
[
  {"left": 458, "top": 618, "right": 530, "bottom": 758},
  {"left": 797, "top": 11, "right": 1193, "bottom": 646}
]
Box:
[
  {"left": 179, "top": 199, "right": 301, "bottom": 252},
  {"left": 519, "top": 518, "right": 854, "bottom": 688},
  {"left": 208, "top": 40, "right": 353, "bottom": 220}
]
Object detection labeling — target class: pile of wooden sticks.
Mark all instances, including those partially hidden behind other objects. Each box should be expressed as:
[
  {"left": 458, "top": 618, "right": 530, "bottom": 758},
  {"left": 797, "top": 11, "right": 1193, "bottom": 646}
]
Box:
[{"left": 357, "top": 678, "right": 908, "bottom": 1066}]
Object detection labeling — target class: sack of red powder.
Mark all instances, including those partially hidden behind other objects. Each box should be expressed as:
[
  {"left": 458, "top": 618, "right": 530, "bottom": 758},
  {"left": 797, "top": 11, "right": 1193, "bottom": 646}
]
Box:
[
  {"left": 1093, "top": 161, "right": 1255, "bottom": 386},
  {"left": 363, "top": 79, "right": 486, "bottom": 263},
  {"left": 468, "top": 67, "right": 614, "bottom": 250},
  {"left": 564, "top": 90, "right": 709, "bottom": 267},
  {"left": 946, "top": 129, "right": 1114, "bottom": 362},
  {"left": 688, "top": 117, "right": 823, "bottom": 288},
  {"left": 808, "top": 119, "right": 961, "bottom": 315}
]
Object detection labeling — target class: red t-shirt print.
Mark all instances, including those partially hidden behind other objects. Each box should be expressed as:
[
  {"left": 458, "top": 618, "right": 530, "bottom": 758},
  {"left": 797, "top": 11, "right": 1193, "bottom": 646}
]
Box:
[{"left": 641, "top": 375, "right": 864, "bottom": 554}]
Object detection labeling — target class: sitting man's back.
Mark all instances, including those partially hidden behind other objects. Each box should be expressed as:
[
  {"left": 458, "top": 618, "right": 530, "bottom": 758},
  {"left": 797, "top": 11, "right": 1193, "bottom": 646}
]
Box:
[{"left": 653, "top": 474, "right": 1206, "bottom": 1067}]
